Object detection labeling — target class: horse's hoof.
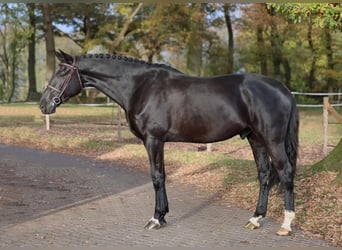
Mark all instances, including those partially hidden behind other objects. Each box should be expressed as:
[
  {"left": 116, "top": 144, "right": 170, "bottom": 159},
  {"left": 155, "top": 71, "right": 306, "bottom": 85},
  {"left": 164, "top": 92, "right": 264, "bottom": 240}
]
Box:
[
  {"left": 276, "top": 227, "right": 292, "bottom": 236},
  {"left": 244, "top": 221, "right": 259, "bottom": 230},
  {"left": 144, "top": 220, "right": 160, "bottom": 230},
  {"left": 244, "top": 215, "right": 262, "bottom": 230},
  {"left": 144, "top": 217, "right": 166, "bottom": 230}
]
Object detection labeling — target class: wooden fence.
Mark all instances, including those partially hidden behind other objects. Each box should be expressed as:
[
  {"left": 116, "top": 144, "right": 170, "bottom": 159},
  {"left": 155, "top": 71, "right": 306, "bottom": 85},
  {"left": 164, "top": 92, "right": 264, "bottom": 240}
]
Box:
[{"left": 323, "top": 96, "right": 342, "bottom": 155}]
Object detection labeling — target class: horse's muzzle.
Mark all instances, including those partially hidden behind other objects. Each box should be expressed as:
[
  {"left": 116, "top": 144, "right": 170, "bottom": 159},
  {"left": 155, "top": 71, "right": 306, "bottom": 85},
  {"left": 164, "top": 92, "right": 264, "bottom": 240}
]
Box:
[{"left": 39, "top": 101, "right": 56, "bottom": 115}]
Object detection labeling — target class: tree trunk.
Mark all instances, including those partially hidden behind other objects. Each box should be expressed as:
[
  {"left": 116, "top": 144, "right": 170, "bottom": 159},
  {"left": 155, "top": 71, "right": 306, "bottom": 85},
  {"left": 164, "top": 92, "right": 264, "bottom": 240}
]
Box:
[
  {"left": 223, "top": 3, "right": 234, "bottom": 74},
  {"left": 8, "top": 40, "right": 17, "bottom": 103},
  {"left": 186, "top": 3, "right": 204, "bottom": 76},
  {"left": 256, "top": 24, "right": 267, "bottom": 75},
  {"left": 266, "top": 5, "right": 282, "bottom": 80},
  {"left": 324, "top": 27, "right": 335, "bottom": 95},
  {"left": 283, "top": 57, "right": 291, "bottom": 86},
  {"left": 307, "top": 16, "right": 317, "bottom": 89},
  {"left": 83, "top": 4, "right": 92, "bottom": 43},
  {"left": 27, "top": 3, "right": 37, "bottom": 101},
  {"left": 42, "top": 3, "right": 55, "bottom": 84},
  {"left": 270, "top": 25, "right": 282, "bottom": 79}
]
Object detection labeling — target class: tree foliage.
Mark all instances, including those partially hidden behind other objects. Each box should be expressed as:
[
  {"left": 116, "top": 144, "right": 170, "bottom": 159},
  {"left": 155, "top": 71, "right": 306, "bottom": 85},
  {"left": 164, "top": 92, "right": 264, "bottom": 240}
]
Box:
[
  {"left": 0, "top": 3, "right": 341, "bottom": 102},
  {"left": 267, "top": 3, "right": 342, "bottom": 91},
  {"left": 0, "top": 4, "right": 31, "bottom": 103},
  {"left": 236, "top": 4, "right": 342, "bottom": 93},
  {"left": 267, "top": 3, "right": 342, "bottom": 30}
]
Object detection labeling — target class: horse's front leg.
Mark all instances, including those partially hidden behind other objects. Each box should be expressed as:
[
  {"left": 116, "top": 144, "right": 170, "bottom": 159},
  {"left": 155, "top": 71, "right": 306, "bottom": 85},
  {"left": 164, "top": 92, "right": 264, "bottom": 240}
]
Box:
[{"left": 143, "top": 136, "right": 169, "bottom": 230}]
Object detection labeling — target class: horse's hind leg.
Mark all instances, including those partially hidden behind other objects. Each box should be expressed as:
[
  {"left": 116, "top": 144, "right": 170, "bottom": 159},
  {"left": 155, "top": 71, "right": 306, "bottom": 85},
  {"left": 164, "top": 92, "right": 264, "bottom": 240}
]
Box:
[
  {"left": 245, "top": 134, "right": 272, "bottom": 230},
  {"left": 268, "top": 143, "right": 295, "bottom": 236}
]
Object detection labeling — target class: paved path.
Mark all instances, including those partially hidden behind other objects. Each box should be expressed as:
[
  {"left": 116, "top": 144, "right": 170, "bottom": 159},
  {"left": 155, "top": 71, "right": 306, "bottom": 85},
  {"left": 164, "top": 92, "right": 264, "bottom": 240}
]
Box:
[{"left": 0, "top": 144, "right": 334, "bottom": 247}]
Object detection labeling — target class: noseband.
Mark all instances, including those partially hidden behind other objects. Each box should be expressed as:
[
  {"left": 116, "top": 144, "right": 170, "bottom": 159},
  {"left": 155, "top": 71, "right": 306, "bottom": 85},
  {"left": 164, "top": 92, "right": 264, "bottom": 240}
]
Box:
[{"left": 47, "top": 56, "right": 83, "bottom": 105}]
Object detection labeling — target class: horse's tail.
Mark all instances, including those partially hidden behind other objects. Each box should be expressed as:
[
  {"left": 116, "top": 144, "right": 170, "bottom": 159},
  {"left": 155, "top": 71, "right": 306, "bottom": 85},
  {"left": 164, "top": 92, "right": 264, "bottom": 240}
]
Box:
[
  {"left": 268, "top": 98, "right": 299, "bottom": 190},
  {"left": 285, "top": 98, "right": 299, "bottom": 174}
]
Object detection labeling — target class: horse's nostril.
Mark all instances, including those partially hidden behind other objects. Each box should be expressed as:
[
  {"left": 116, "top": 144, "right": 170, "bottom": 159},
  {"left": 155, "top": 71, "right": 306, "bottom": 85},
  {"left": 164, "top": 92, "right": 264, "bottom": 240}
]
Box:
[{"left": 40, "top": 104, "right": 47, "bottom": 114}]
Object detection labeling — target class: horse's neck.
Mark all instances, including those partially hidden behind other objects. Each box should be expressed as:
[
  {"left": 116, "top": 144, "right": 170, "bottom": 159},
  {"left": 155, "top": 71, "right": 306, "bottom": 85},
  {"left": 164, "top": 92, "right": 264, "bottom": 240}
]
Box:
[{"left": 79, "top": 59, "right": 138, "bottom": 110}]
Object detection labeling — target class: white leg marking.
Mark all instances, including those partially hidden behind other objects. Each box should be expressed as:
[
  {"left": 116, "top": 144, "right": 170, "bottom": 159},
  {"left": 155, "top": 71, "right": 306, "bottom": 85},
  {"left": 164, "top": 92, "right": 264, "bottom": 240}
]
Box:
[
  {"left": 281, "top": 210, "right": 295, "bottom": 231},
  {"left": 144, "top": 216, "right": 161, "bottom": 229},
  {"left": 150, "top": 217, "right": 160, "bottom": 226},
  {"left": 248, "top": 215, "right": 263, "bottom": 228}
]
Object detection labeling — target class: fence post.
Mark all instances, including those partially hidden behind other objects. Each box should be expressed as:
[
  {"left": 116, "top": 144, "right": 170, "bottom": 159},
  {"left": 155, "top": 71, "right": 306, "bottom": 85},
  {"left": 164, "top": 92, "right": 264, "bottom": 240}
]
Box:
[
  {"left": 45, "top": 114, "right": 50, "bottom": 131},
  {"left": 323, "top": 97, "right": 329, "bottom": 156},
  {"left": 117, "top": 104, "right": 122, "bottom": 141},
  {"left": 206, "top": 143, "right": 212, "bottom": 152}
]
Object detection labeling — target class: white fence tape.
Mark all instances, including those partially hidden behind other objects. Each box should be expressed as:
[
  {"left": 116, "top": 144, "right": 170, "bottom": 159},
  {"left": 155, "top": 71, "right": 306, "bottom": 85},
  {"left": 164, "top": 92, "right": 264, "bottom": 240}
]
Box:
[
  {"left": 291, "top": 91, "right": 341, "bottom": 96},
  {"left": 297, "top": 103, "right": 342, "bottom": 108},
  {"left": 291, "top": 91, "right": 341, "bottom": 108}
]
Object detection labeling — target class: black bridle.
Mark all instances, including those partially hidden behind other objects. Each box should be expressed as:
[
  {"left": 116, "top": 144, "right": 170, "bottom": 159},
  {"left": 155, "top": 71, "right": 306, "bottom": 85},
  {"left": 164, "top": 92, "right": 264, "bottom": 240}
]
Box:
[{"left": 47, "top": 56, "right": 83, "bottom": 105}]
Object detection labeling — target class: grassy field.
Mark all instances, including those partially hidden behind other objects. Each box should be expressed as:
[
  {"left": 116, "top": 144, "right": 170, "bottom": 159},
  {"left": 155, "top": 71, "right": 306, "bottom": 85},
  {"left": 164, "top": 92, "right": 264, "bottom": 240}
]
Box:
[
  {"left": 0, "top": 103, "right": 341, "bottom": 245},
  {"left": 0, "top": 103, "right": 341, "bottom": 183},
  {"left": 0, "top": 103, "right": 340, "bottom": 154}
]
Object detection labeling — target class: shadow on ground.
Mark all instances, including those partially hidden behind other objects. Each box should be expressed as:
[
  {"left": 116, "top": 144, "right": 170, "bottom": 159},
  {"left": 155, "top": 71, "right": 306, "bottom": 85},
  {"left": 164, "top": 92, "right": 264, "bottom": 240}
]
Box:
[{"left": 0, "top": 144, "right": 150, "bottom": 228}]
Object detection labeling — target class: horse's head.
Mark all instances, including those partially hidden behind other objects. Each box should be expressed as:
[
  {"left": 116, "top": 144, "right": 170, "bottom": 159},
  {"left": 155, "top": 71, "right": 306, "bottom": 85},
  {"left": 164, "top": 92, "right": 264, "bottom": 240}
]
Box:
[{"left": 39, "top": 50, "right": 83, "bottom": 114}]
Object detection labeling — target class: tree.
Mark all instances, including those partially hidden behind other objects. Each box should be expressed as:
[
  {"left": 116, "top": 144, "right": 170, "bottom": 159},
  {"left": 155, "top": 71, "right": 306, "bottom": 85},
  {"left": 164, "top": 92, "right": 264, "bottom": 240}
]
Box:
[
  {"left": 268, "top": 3, "right": 342, "bottom": 92},
  {"left": 49, "top": 3, "right": 109, "bottom": 51},
  {"left": 268, "top": 3, "right": 342, "bottom": 30},
  {"left": 109, "top": 3, "right": 143, "bottom": 54},
  {"left": 0, "top": 4, "right": 30, "bottom": 103},
  {"left": 41, "top": 3, "right": 55, "bottom": 84},
  {"left": 223, "top": 3, "right": 234, "bottom": 74},
  {"left": 306, "top": 14, "right": 318, "bottom": 89},
  {"left": 267, "top": 3, "right": 342, "bottom": 177},
  {"left": 186, "top": 3, "right": 205, "bottom": 76},
  {"left": 79, "top": 3, "right": 144, "bottom": 55},
  {"left": 265, "top": 4, "right": 292, "bottom": 85},
  {"left": 256, "top": 21, "right": 268, "bottom": 75},
  {"left": 236, "top": 4, "right": 293, "bottom": 85},
  {"left": 133, "top": 4, "right": 188, "bottom": 62},
  {"left": 27, "top": 3, "right": 38, "bottom": 101}
]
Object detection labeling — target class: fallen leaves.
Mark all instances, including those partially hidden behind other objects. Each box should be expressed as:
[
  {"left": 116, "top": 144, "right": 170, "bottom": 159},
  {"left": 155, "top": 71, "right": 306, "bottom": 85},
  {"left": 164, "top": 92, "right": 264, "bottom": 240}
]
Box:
[{"left": 295, "top": 171, "right": 342, "bottom": 245}]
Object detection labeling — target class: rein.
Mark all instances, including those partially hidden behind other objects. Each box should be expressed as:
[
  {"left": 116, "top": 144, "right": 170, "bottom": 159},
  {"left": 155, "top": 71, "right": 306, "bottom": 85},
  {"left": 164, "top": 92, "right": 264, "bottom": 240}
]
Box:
[{"left": 47, "top": 56, "right": 83, "bottom": 105}]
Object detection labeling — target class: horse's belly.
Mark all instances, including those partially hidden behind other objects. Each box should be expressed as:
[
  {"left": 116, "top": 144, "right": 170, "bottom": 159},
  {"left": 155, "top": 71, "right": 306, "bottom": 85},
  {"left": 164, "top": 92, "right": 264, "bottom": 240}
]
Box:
[{"left": 166, "top": 119, "right": 244, "bottom": 143}]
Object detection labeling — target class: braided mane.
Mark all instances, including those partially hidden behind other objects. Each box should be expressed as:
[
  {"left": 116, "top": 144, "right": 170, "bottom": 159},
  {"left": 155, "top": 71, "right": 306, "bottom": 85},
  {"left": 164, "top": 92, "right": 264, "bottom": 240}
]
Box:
[{"left": 81, "top": 53, "right": 181, "bottom": 73}]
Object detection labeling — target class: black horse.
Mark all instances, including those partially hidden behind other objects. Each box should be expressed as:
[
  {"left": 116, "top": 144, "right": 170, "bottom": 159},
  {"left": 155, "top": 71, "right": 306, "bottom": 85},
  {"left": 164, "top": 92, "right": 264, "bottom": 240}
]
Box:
[{"left": 40, "top": 50, "right": 299, "bottom": 236}]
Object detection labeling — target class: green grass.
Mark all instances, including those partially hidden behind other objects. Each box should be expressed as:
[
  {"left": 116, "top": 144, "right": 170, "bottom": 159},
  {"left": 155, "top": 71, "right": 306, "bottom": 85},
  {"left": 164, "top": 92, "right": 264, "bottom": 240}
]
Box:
[{"left": 298, "top": 108, "right": 342, "bottom": 145}]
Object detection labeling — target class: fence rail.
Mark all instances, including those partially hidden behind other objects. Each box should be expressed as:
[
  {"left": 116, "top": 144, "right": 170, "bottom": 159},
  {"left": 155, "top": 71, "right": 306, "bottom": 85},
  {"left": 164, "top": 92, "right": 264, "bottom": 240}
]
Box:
[
  {"left": 291, "top": 91, "right": 342, "bottom": 108},
  {"left": 296, "top": 103, "right": 342, "bottom": 108},
  {"left": 291, "top": 91, "right": 341, "bottom": 96}
]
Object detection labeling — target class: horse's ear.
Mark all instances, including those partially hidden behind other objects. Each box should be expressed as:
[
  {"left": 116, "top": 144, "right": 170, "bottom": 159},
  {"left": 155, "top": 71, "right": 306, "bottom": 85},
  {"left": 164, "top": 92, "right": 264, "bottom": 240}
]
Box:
[{"left": 55, "top": 49, "right": 73, "bottom": 64}]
